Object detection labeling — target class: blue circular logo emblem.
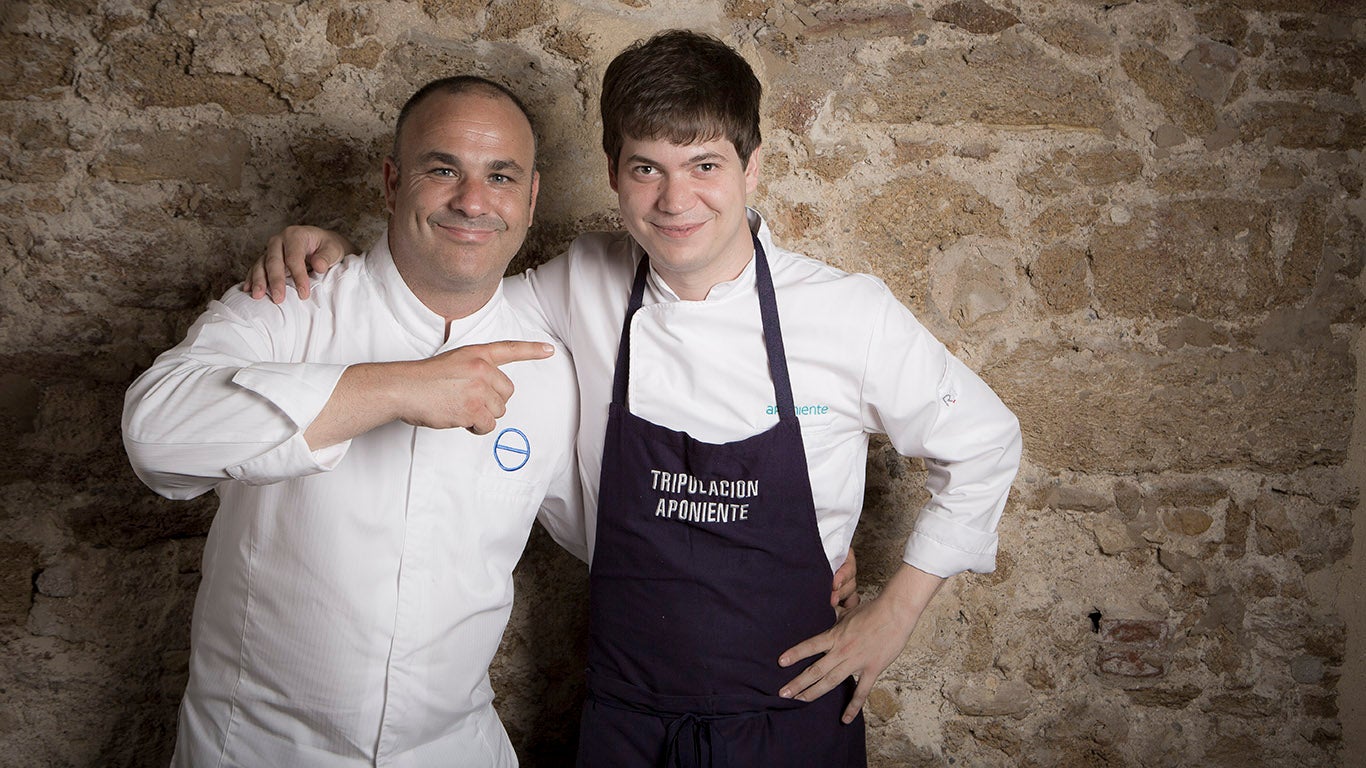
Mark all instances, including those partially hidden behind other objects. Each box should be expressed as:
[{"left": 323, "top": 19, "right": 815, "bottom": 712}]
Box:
[{"left": 493, "top": 428, "right": 530, "bottom": 472}]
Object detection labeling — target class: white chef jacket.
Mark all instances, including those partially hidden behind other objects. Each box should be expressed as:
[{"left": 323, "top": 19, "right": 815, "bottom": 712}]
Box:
[
  {"left": 505, "top": 209, "right": 1021, "bottom": 577},
  {"left": 123, "top": 233, "right": 584, "bottom": 768}
]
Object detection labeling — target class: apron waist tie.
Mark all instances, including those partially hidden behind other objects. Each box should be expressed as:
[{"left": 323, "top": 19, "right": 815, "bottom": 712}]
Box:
[
  {"left": 588, "top": 671, "right": 800, "bottom": 768},
  {"left": 664, "top": 713, "right": 729, "bottom": 768}
]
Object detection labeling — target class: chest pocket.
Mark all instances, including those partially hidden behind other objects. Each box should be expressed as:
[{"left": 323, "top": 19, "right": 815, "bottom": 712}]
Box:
[
  {"left": 467, "top": 471, "right": 542, "bottom": 555},
  {"left": 796, "top": 409, "right": 838, "bottom": 436},
  {"left": 475, "top": 471, "right": 540, "bottom": 514}
]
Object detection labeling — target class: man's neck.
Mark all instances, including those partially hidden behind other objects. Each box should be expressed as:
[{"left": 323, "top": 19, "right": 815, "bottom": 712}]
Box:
[
  {"left": 424, "top": 287, "right": 499, "bottom": 340},
  {"left": 386, "top": 236, "right": 501, "bottom": 334},
  {"left": 657, "top": 261, "right": 747, "bottom": 301},
  {"left": 653, "top": 228, "right": 757, "bottom": 302}
]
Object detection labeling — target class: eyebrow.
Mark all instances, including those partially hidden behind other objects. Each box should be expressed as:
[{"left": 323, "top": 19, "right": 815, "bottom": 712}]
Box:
[
  {"left": 416, "top": 151, "right": 528, "bottom": 174},
  {"left": 625, "top": 151, "right": 726, "bottom": 167}
]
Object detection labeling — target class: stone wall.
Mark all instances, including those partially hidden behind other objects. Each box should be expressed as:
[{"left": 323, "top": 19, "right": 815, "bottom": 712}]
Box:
[{"left": 1, "top": 0, "right": 1361, "bottom": 766}]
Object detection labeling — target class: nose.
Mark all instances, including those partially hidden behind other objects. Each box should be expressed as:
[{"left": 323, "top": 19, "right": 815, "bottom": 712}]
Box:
[
  {"left": 449, "top": 178, "right": 489, "bottom": 217},
  {"left": 656, "top": 175, "right": 696, "bottom": 215}
]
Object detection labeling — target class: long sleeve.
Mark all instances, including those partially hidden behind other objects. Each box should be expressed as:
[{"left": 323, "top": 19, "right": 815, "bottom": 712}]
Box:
[
  {"left": 506, "top": 250, "right": 575, "bottom": 346},
  {"left": 122, "top": 289, "right": 350, "bottom": 500},
  {"left": 859, "top": 289, "right": 1022, "bottom": 577},
  {"left": 533, "top": 343, "right": 589, "bottom": 564},
  {"left": 535, "top": 444, "right": 589, "bottom": 564}
]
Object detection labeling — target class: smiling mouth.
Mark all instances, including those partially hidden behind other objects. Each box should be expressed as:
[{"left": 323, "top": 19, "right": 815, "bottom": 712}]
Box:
[
  {"left": 651, "top": 221, "right": 707, "bottom": 239},
  {"left": 435, "top": 223, "right": 500, "bottom": 242}
]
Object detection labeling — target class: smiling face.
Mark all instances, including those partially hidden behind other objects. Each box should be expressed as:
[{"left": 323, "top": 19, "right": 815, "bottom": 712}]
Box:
[
  {"left": 610, "top": 135, "right": 760, "bottom": 300},
  {"left": 383, "top": 89, "right": 539, "bottom": 319}
]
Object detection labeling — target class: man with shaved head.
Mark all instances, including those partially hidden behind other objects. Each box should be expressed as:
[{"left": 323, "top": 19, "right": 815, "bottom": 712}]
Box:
[{"left": 124, "top": 77, "right": 584, "bottom": 767}]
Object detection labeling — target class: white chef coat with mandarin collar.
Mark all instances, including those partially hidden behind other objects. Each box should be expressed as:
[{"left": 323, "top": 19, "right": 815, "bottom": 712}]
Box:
[
  {"left": 123, "top": 233, "right": 585, "bottom": 768},
  {"left": 504, "top": 209, "right": 1021, "bottom": 577}
]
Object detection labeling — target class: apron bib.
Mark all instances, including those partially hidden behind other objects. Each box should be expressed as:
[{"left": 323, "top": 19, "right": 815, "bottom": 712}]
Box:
[{"left": 577, "top": 235, "right": 866, "bottom": 768}]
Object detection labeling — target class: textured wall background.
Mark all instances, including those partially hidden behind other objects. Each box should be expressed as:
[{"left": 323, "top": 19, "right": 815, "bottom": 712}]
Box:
[{"left": 1, "top": 0, "right": 1362, "bottom": 766}]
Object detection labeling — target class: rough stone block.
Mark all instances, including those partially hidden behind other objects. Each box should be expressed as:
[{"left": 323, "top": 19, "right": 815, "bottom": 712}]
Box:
[
  {"left": 1302, "top": 693, "right": 1337, "bottom": 719},
  {"left": 927, "top": 240, "right": 1017, "bottom": 328},
  {"left": 1258, "top": 33, "right": 1365, "bottom": 95},
  {"left": 0, "top": 372, "right": 41, "bottom": 435},
  {"left": 1089, "top": 198, "right": 1277, "bottom": 320},
  {"left": 1121, "top": 45, "right": 1217, "bottom": 136},
  {"left": 1291, "top": 655, "right": 1326, "bottom": 684},
  {"left": 1205, "top": 692, "right": 1279, "bottom": 718},
  {"left": 90, "top": 128, "right": 250, "bottom": 189},
  {"left": 106, "top": 32, "right": 288, "bottom": 114},
  {"left": 1036, "top": 16, "right": 1110, "bottom": 58},
  {"left": 0, "top": 541, "right": 37, "bottom": 625},
  {"left": 1152, "top": 123, "right": 1186, "bottom": 147},
  {"left": 1222, "top": 500, "right": 1251, "bottom": 559},
  {"left": 1252, "top": 495, "right": 1302, "bottom": 556},
  {"left": 860, "top": 173, "right": 1006, "bottom": 258},
  {"left": 864, "top": 33, "right": 1115, "bottom": 129},
  {"left": 1258, "top": 160, "right": 1304, "bottom": 189},
  {"left": 1178, "top": 41, "right": 1241, "bottom": 105},
  {"left": 1157, "top": 548, "right": 1210, "bottom": 595},
  {"left": 1019, "top": 148, "right": 1143, "bottom": 196},
  {"left": 987, "top": 342, "right": 1353, "bottom": 473},
  {"left": 1193, "top": 587, "right": 1245, "bottom": 636},
  {"left": 1146, "top": 476, "right": 1229, "bottom": 509},
  {"left": 420, "top": 0, "right": 486, "bottom": 20},
  {"left": 1125, "top": 683, "right": 1201, "bottom": 708},
  {"left": 1153, "top": 163, "right": 1231, "bottom": 194},
  {"left": 1162, "top": 508, "right": 1213, "bottom": 536},
  {"left": 1194, "top": 7, "right": 1249, "bottom": 48},
  {"left": 930, "top": 1, "right": 1019, "bottom": 35},
  {"left": 1157, "top": 316, "right": 1230, "bottom": 349},
  {"left": 486, "top": 0, "right": 547, "bottom": 40},
  {"left": 1235, "top": 100, "right": 1365, "bottom": 151},
  {"left": 1046, "top": 481, "right": 1112, "bottom": 513},
  {"left": 799, "top": 6, "right": 928, "bottom": 42},
  {"left": 0, "top": 33, "right": 77, "bottom": 99},
  {"left": 946, "top": 678, "right": 1034, "bottom": 717},
  {"left": 1029, "top": 200, "right": 1101, "bottom": 241},
  {"left": 865, "top": 686, "right": 900, "bottom": 721},
  {"left": 1090, "top": 515, "right": 1146, "bottom": 555},
  {"left": 1098, "top": 647, "right": 1165, "bottom": 678},
  {"left": 1099, "top": 618, "right": 1172, "bottom": 647},
  {"left": 1028, "top": 244, "right": 1090, "bottom": 313},
  {"left": 1254, "top": 489, "right": 1351, "bottom": 572}
]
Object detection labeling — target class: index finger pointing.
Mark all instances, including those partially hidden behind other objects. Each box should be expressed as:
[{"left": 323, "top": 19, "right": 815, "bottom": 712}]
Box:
[{"left": 475, "top": 340, "right": 556, "bottom": 366}]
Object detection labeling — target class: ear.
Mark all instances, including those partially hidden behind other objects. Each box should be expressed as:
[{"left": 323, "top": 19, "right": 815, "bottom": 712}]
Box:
[
  {"left": 528, "top": 170, "right": 541, "bottom": 224},
  {"left": 383, "top": 156, "right": 400, "bottom": 216},
  {"left": 744, "top": 145, "right": 762, "bottom": 194},
  {"left": 607, "top": 154, "right": 619, "bottom": 194}
]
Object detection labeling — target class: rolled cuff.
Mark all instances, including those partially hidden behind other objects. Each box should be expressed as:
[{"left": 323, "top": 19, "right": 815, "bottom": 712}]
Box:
[
  {"left": 232, "top": 362, "right": 349, "bottom": 429},
  {"left": 225, "top": 362, "right": 352, "bottom": 484},
  {"left": 226, "top": 432, "right": 349, "bottom": 486},
  {"left": 902, "top": 505, "right": 1000, "bottom": 578}
]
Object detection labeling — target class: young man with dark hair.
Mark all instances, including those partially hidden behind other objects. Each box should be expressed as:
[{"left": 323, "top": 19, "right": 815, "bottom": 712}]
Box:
[
  {"left": 247, "top": 31, "right": 1021, "bottom": 766},
  {"left": 126, "top": 76, "right": 585, "bottom": 767}
]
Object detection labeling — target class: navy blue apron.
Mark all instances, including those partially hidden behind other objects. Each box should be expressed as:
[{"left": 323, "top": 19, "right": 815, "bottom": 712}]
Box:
[{"left": 577, "top": 235, "right": 866, "bottom": 767}]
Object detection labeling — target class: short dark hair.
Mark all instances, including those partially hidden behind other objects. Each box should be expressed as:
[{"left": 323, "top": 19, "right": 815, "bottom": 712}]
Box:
[
  {"left": 600, "top": 30, "right": 761, "bottom": 170},
  {"left": 391, "top": 75, "right": 537, "bottom": 165}
]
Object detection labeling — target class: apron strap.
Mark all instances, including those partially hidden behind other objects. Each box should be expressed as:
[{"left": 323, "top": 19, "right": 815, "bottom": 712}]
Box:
[
  {"left": 609, "top": 254, "right": 652, "bottom": 408},
  {"left": 608, "top": 233, "right": 799, "bottom": 421},
  {"left": 750, "top": 232, "right": 797, "bottom": 422}
]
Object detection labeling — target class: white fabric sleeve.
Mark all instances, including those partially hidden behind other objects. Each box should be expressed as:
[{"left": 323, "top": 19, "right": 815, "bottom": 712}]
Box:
[
  {"left": 122, "top": 290, "right": 350, "bottom": 500},
  {"left": 506, "top": 250, "right": 574, "bottom": 345},
  {"left": 534, "top": 345, "right": 588, "bottom": 563},
  {"left": 536, "top": 446, "right": 589, "bottom": 564},
  {"left": 859, "top": 287, "right": 1022, "bottom": 577}
]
